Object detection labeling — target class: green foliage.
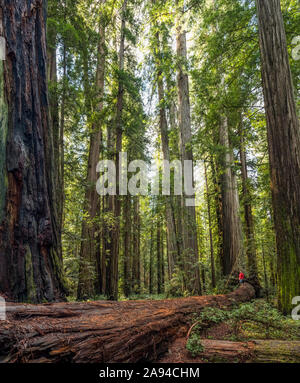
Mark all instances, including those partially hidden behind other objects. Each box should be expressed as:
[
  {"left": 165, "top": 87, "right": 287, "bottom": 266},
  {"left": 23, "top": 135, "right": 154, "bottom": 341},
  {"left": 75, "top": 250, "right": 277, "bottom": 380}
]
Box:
[
  {"left": 199, "top": 307, "right": 229, "bottom": 325},
  {"left": 186, "top": 334, "right": 205, "bottom": 357},
  {"left": 165, "top": 266, "right": 186, "bottom": 297},
  {"left": 228, "top": 301, "right": 300, "bottom": 340},
  {"left": 190, "top": 300, "right": 300, "bottom": 342}
]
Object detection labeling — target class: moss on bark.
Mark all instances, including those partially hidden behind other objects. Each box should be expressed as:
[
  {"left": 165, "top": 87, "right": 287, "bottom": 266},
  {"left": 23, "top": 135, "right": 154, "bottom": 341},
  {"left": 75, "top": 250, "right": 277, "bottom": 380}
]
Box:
[
  {"left": 278, "top": 234, "right": 300, "bottom": 314},
  {"left": 25, "top": 246, "right": 37, "bottom": 303}
]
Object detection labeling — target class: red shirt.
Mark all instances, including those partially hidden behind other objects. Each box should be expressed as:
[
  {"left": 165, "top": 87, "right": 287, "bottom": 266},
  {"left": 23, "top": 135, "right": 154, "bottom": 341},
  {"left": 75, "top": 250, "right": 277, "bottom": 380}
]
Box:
[{"left": 239, "top": 273, "right": 245, "bottom": 280}]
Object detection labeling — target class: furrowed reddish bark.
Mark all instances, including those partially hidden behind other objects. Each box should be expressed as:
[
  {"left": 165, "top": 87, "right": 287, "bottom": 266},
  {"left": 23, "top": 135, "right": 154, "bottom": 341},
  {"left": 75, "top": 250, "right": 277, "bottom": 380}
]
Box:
[
  {"left": 0, "top": 284, "right": 255, "bottom": 363},
  {"left": 0, "top": 0, "right": 66, "bottom": 302}
]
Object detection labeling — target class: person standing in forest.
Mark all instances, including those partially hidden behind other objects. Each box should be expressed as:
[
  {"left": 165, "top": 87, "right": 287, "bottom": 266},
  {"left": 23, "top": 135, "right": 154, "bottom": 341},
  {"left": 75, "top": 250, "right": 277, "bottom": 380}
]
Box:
[{"left": 239, "top": 271, "right": 245, "bottom": 284}]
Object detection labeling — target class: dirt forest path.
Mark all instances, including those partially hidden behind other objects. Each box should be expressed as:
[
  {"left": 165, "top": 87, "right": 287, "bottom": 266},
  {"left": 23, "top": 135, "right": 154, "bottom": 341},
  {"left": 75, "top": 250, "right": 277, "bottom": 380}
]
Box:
[{"left": 0, "top": 284, "right": 255, "bottom": 363}]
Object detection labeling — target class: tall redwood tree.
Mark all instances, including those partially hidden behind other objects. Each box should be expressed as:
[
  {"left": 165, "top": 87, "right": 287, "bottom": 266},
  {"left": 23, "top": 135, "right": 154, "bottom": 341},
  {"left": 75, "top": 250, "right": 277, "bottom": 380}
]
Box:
[
  {"left": 256, "top": 0, "right": 300, "bottom": 313},
  {"left": 0, "top": 0, "right": 66, "bottom": 302}
]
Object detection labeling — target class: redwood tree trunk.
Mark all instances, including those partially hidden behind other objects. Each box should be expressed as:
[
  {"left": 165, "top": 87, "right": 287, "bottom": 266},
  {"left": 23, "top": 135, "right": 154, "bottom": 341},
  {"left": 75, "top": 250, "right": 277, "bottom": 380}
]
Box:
[
  {"left": 204, "top": 162, "right": 216, "bottom": 288},
  {"left": 0, "top": 283, "right": 255, "bottom": 363},
  {"left": 176, "top": 2, "right": 201, "bottom": 295},
  {"left": 239, "top": 120, "right": 258, "bottom": 283},
  {"left": 0, "top": 0, "right": 65, "bottom": 302},
  {"left": 46, "top": 18, "right": 63, "bottom": 262},
  {"left": 157, "top": 60, "right": 179, "bottom": 278},
  {"left": 132, "top": 197, "right": 141, "bottom": 294},
  {"left": 149, "top": 226, "right": 154, "bottom": 294},
  {"left": 107, "top": 0, "right": 127, "bottom": 301},
  {"left": 157, "top": 215, "right": 162, "bottom": 294},
  {"left": 210, "top": 155, "right": 224, "bottom": 272},
  {"left": 77, "top": 13, "right": 106, "bottom": 300},
  {"left": 219, "top": 115, "right": 243, "bottom": 276},
  {"left": 256, "top": 0, "right": 300, "bottom": 313},
  {"left": 152, "top": 5, "right": 180, "bottom": 280},
  {"left": 123, "top": 194, "right": 132, "bottom": 297}
]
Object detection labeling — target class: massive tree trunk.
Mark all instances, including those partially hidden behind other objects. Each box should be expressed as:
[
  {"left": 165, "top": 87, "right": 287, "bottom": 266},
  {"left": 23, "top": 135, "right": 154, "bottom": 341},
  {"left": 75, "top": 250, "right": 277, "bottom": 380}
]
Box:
[
  {"left": 0, "top": 284, "right": 255, "bottom": 363},
  {"left": 256, "top": 0, "right": 300, "bottom": 314},
  {"left": 219, "top": 115, "right": 243, "bottom": 276},
  {"left": 176, "top": 2, "right": 201, "bottom": 295},
  {"left": 0, "top": 0, "right": 65, "bottom": 302},
  {"left": 77, "top": 12, "right": 106, "bottom": 300}
]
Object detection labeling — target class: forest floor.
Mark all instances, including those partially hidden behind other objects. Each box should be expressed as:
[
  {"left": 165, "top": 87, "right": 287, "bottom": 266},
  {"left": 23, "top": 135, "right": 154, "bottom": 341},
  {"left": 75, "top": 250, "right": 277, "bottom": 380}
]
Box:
[
  {"left": 158, "top": 299, "right": 300, "bottom": 363},
  {"left": 1, "top": 288, "right": 300, "bottom": 363}
]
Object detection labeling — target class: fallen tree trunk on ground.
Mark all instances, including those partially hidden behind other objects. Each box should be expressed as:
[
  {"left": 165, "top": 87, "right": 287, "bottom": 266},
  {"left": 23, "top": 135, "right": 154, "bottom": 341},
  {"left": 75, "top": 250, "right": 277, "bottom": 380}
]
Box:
[
  {"left": 0, "top": 283, "right": 255, "bottom": 363},
  {"left": 194, "top": 339, "right": 300, "bottom": 363}
]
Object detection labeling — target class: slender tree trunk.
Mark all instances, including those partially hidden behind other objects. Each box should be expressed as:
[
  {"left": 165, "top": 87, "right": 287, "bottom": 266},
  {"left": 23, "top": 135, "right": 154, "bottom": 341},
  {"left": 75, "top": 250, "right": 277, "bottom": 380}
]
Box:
[
  {"left": 149, "top": 226, "right": 154, "bottom": 294},
  {"left": 219, "top": 115, "right": 243, "bottom": 276},
  {"left": 104, "top": 124, "right": 114, "bottom": 298},
  {"left": 0, "top": 0, "right": 66, "bottom": 302},
  {"left": 204, "top": 162, "right": 216, "bottom": 288},
  {"left": 239, "top": 120, "right": 258, "bottom": 283},
  {"left": 196, "top": 210, "right": 205, "bottom": 292},
  {"left": 143, "top": 236, "right": 147, "bottom": 291},
  {"left": 210, "top": 155, "right": 223, "bottom": 272},
  {"left": 60, "top": 4, "right": 67, "bottom": 230},
  {"left": 47, "top": 26, "right": 63, "bottom": 262},
  {"left": 123, "top": 194, "right": 132, "bottom": 297},
  {"left": 176, "top": 2, "right": 201, "bottom": 295},
  {"left": 262, "top": 242, "right": 269, "bottom": 301},
  {"left": 101, "top": 194, "right": 108, "bottom": 294},
  {"left": 132, "top": 197, "right": 141, "bottom": 294},
  {"left": 256, "top": 0, "right": 300, "bottom": 313},
  {"left": 270, "top": 251, "right": 276, "bottom": 288},
  {"left": 107, "top": 0, "right": 127, "bottom": 301},
  {"left": 161, "top": 229, "right": 165, "bottom": 292},
  {"left": 137, "top": 200, "right": 141, "bottom": 292},
  {"left": 157, "top": 69, "right": 179, "bottom": 276},
  {"left": 157, "top": 217, "right": 162, "bottom": 294},
  {"left": 77, "top": 14, "right": 106, "bottom": 300},
  {"left": 168, "top": 98, "right": 183, "bottom": 262},
  {"left": 152, "top": 3, "right": 179, "bottom": 281}
]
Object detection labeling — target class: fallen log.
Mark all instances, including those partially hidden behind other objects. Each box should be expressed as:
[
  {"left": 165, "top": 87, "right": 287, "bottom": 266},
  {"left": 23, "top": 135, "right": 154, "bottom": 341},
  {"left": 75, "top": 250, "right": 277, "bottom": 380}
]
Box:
[
  {"left": 190, "top": 339, "right": 300, "bottom": 363},
  {"left": 0, "top": 283, "right": 255, "bottom": 363}
]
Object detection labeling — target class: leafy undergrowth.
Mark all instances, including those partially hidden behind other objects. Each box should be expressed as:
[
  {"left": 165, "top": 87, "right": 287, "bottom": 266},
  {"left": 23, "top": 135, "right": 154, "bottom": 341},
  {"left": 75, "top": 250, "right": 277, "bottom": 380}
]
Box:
[
  {"left": 186, "top": 334, "right": 205, "bottom": 357},
  {"left": 194, "top": 299, "right": 300, "bottom": 342},
  {"left": 183, "top": 299, "right": 300, "bottom": 360}
]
